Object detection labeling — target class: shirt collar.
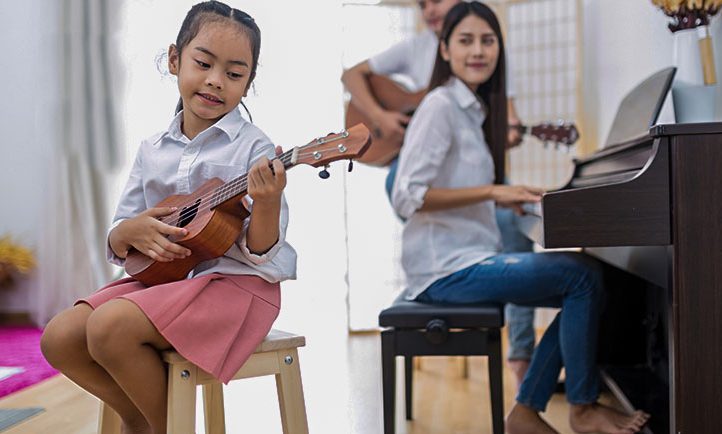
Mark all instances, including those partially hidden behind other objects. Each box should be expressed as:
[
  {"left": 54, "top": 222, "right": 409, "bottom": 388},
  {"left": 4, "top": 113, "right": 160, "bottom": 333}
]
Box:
[
  {"left": 164, "top": 106, "right": 244, "bottom": 143},
  {"left": 446, "top": 76, "right": 483, "bottom": 112}
]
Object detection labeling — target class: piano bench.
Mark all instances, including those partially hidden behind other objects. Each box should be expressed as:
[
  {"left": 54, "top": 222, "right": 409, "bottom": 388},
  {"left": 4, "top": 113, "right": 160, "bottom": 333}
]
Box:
[{"left": 378, "top": 294, "right": 505, "bottom": 434}]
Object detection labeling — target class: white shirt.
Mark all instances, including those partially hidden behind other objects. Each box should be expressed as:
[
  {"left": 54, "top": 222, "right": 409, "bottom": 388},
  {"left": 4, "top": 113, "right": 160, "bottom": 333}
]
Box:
[
  {"left": 391, "top": 77, "right": 501, "bottom": 299},
  {"left": 107, "top": 107, "right": 297, "bottom": 283},
  {"left": 368, "top": 29, "right": 516, "bottom": 96}
]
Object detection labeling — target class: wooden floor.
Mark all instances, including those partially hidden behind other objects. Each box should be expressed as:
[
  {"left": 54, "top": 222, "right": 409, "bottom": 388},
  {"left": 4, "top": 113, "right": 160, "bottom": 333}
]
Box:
[{"left": 0, "top": 286, "right": 592, "bottom": 434}]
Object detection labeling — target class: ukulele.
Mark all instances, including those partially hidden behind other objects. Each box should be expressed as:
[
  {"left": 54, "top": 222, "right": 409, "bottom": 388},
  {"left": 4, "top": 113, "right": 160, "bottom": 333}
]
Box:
[
  {"left": 124, "top": 124, "right": 372, "bottom": 286},
  {"left": 345, "top": 73, "right": 580, "bottom": 166}
]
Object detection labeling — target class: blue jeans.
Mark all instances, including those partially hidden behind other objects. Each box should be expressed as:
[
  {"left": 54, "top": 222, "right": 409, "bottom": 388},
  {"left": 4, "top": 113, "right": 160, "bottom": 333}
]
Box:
[
  {"left": 387, "top": 158, "right": 537, "bottom": 361},
  {"left": 415, "top": 252, "right": 605, "bottom": 411},
  {"left": 497, "top": 207, "right": 536, "bottom": 361}
]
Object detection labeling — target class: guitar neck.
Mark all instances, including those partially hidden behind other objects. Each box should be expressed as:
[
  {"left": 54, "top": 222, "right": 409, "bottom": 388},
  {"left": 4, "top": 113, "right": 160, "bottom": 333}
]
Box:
[{"left": 209, "top": 148, "right": 298, "bottom": 209}]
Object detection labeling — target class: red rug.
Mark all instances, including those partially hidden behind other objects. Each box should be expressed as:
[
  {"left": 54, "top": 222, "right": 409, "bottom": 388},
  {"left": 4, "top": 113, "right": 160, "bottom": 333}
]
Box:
[{"left": 0, "top": 326, "right": 58, "bottom": 398}]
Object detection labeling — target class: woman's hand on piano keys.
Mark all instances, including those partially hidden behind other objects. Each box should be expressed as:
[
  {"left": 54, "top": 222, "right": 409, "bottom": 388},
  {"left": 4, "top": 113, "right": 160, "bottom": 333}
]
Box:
[{"left": 491, "top": 185, "right": 544, "bottom": 215}]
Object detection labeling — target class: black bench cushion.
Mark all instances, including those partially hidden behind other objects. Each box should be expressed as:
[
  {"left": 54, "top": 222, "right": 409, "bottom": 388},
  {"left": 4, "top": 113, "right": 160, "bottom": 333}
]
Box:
[{"left": 379, "top": 293, "right": 504, "bottom": 329}]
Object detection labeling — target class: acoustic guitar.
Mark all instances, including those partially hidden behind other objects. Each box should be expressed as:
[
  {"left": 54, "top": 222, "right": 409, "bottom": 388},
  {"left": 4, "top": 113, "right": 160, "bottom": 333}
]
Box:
[
  {"left": 124, "top": 124, "right": 372, "bottom": 286},
  {"left": 345, "top": 73, "right": 580, "bottom": 166}
]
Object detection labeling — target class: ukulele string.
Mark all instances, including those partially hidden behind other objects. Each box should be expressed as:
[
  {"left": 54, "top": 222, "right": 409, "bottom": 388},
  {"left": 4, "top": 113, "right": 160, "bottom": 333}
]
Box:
[{"left": 162, "top": 146, "right": 351, "bottom": 227}]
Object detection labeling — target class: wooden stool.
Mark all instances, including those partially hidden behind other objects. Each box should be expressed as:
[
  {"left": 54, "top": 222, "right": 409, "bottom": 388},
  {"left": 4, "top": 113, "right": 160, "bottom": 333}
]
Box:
[
  {"left": 97, "top": 329, "right": 308, "bottom": 434},
  {"left": 379, "top": 294, "right": 505, "bottom": 434}
]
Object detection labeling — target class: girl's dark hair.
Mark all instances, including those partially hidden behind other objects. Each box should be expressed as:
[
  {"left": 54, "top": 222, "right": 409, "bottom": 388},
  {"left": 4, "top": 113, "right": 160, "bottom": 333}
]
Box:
[
  {"left": 173, "top": 1, "right": 261, "bottom": 115},
  {"left": 429, "top": 1, "right": 508, "bottom": 184}
]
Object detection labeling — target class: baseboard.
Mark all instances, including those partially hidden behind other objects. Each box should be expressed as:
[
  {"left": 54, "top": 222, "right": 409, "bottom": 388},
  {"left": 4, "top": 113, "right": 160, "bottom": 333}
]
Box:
[{"left": 0, "top": 312, "right": 33, "bottom": 326}]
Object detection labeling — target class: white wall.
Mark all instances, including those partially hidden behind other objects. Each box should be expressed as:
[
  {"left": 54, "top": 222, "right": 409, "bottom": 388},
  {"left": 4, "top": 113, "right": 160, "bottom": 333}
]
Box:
[
  {"left": 582, "top": 0, "right": 722, "bottom": 146},
  {"left": 0, "top": 1, "right": 61, "bottom": 311}
]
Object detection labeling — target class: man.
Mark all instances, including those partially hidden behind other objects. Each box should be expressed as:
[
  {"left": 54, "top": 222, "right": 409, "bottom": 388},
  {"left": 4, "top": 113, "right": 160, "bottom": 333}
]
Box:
[{"left": 342, "top": 0, "right": 536, "bottom": 390}]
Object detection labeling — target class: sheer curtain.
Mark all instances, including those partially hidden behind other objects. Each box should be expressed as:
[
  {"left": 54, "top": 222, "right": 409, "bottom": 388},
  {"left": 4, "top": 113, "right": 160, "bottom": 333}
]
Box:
[{"left": 34, "top": 0, "right": 124, "bottom": 325}]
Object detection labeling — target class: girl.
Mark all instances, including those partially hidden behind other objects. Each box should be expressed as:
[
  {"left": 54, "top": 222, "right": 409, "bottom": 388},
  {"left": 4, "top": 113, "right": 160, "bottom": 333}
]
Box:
[
  {"left": 390, "top": 2, "right": 650, "bottom": 434},
  {"left": 40, "top": 2, "right": 296, "bottom": 434}
]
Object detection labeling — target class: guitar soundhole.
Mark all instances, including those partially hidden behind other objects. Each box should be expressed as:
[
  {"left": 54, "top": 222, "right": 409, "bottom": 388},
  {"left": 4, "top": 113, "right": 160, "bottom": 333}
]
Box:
[{"left": 178, "top": 199, "right": 201, "bottom": 228}]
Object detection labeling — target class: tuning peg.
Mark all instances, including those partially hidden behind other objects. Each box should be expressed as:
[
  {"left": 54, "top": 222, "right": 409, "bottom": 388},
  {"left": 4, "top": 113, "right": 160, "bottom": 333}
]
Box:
[
  {"left": 319, "top": 165, "right": 330, "bottom": 179},
  {"left": 348, "top": 160, "right": 354, "bottom": 172}
]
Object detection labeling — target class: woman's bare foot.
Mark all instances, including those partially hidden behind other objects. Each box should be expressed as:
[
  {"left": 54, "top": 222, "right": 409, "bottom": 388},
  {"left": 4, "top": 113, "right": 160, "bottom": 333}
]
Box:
[
  {"left": 507, "top": 359, "right": 530, "bottom": 392},
  {"left": 121, "top": 419, "right": 152, "bottom": 434},
  {"left": 570, "top": 403, "right": 650, "bottom": 434},
  {"left": 506, "top": 402, "right": 559, "bottom": 434}
]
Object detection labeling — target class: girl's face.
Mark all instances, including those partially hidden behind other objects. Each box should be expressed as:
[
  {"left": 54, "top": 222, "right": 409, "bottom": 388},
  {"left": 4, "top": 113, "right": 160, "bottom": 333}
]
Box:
[
  {"left": 169, "top": 21, "right": 253, "bottom": 137},
  {"left": 418, "top": 0, "right": 460, "bottom": 36},
  {"left": 440, "top": 14, "right": 499, "bottom": 92}
]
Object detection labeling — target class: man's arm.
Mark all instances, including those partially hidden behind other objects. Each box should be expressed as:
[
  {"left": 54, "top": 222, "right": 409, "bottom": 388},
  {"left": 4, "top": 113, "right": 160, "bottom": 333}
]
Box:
[{"left": 341, "top": 60, "right": 410, "bottom": 143}]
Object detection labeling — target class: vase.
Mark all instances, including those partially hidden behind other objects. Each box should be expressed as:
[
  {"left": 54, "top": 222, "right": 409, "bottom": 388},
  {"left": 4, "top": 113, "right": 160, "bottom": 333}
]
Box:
[{"left": 672, "top": 26, "right": 718, "bottom": 123}]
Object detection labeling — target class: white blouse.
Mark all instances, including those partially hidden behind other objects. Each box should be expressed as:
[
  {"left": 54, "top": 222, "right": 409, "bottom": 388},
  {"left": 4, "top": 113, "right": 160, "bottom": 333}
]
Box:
[
  {"left": 107, "top": 107, "right": 297, "bottom": 283},
  {"left": 391, "top": 77, "right": 501, "bottom": 299}
]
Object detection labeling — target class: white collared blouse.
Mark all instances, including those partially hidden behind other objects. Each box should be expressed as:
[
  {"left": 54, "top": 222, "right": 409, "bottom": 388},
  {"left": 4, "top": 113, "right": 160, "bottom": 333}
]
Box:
[
  {"left": 391, "top": 77, "right": 501, "bottom": 299},
  {"left": 107, "top": 107, "right": 297, "bottom": 283}
]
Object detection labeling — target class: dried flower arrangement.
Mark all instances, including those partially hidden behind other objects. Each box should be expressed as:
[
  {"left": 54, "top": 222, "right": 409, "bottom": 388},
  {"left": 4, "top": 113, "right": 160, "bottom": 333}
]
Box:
[
  {"left": 652, "top": 0, "right": 722, "bottom": 31},
  {"left": 652, "top": 0, "right": 720, "bottom": 85},
  {"left": 0, "top": 235, "right": 36, "bottom": 288}
]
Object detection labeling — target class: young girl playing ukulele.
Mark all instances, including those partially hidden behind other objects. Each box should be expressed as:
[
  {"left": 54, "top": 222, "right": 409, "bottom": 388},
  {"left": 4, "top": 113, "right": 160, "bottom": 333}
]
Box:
[{"left": 41, "top": 2, "right": 296, "bottom": 433}]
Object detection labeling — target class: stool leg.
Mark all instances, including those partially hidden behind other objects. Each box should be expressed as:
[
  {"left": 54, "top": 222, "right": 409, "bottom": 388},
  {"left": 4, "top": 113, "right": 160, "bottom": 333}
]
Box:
[
  {"left": 167, "top": 361, "right": 198, "bottom": 434},
  {"left": 487, "top": 329, "right": 505, "bottom": 434},
  {"left": 381, "top": 330, "right": 396, "bottom": 434},
  {"left": 404, "top": 356, "right": 413, "bottom": 420},
  {"left": 202, "top": 383, "right": 225, "bottom": 434},
  {"left": 274, "top": 348, "right": 309, "bottom": 434},
  {"left": 97, "top": 402, "right": 121, "bottom": 434}
]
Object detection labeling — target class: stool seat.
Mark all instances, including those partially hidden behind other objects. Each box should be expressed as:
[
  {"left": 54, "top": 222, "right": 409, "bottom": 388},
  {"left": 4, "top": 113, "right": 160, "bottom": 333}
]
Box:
[{"left": 379, "top": 294, "right": 504, "bottom": 328}]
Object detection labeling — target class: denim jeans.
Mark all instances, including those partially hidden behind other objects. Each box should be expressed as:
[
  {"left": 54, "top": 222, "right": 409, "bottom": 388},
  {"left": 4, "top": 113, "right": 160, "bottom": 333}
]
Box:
[
  {"left": 497, "top": 207, "right": 536, "bottom": 361},
  {"left": 415, "top": 252, "right": 605, "bottom": 411},
  {"left": 387, "top": 158, "right": 537, "bottom": 360}
]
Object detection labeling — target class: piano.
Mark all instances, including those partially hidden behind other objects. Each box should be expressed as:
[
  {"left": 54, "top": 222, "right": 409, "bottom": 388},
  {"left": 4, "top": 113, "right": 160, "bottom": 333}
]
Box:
[{"left": 518, "top": 68, "right": 722, "bottom": 434}]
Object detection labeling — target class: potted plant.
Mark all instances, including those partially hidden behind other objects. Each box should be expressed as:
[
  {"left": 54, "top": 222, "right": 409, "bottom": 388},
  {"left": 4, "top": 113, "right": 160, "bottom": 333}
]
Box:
[{"left": 0, "top": 235, "right": 36, "bottom": 288}]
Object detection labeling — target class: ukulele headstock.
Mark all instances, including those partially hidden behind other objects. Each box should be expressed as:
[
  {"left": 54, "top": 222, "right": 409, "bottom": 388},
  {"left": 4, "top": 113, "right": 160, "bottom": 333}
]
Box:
[
  {"left": 292, "top": 124, "right": 372, "bottom": 168},
  {"left": 529, "top": 121, "right": 579, "bottom": 147}
]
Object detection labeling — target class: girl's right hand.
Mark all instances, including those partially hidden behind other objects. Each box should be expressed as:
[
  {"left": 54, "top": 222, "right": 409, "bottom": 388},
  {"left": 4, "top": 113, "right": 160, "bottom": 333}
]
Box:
[
  {"left": 111, "top": 207, "right": 192, "bottom": 262},
  {"left": 491, "top": 185, "right": 544, "bottom": 214}
]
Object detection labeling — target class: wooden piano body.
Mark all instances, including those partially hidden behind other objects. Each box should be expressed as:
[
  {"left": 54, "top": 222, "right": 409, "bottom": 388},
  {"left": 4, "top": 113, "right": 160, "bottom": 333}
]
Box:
[{"left": 519, "top": 122, "right": 722, "bottom": 434}]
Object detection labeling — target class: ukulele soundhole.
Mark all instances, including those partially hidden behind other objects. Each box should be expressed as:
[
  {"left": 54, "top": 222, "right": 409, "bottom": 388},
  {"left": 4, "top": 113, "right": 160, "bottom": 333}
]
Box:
[{"left": 178, "top": 199, "right": 201, "bottom": 228}]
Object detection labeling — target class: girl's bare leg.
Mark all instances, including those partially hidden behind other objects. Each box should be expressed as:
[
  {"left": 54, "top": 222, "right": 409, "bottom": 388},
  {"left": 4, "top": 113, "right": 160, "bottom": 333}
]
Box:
[
  {"left": 86, "top": 299, "right": 173, "bottom": 434},
  {"left": 41, "top": 304, "right": 151, "bottom": 434}
]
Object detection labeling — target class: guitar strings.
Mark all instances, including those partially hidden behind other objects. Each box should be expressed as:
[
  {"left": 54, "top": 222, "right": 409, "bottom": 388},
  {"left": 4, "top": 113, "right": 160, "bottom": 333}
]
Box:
[{"left": 160, "top": 146, "right": 356, "bottom": 227}]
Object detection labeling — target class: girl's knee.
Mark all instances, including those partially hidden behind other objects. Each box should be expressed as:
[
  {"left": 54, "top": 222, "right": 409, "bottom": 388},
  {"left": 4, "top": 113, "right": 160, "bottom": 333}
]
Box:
[
  {"left": 40, "top": 306, "right": 90, "bottom": 368},
  {"left": 86, "top": 300, "right": 140, "bottom": 364}
]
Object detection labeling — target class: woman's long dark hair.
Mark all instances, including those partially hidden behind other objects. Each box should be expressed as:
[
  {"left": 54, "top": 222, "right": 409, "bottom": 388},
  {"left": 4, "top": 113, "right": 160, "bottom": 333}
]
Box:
[
  {"left": 429, "top": 1, "right": 508, "bottom": 184},
  {"left": 172, "top": 1, "right": 261, "bottom": 117}
]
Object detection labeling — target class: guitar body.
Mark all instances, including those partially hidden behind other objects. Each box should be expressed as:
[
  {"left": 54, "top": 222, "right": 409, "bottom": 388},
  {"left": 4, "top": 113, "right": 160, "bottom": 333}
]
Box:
[
  {"left": 125, "top": 177, "right": 249, "bottom": 286},
  {"left": 345, "top": 74, "right": 426, "bottom": 166}
]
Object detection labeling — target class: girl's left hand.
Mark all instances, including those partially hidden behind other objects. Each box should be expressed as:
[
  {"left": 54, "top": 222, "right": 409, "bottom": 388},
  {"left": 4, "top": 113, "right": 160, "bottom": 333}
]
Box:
[{"left": 247, "top": 146, "right": 286, "bottom": 204}]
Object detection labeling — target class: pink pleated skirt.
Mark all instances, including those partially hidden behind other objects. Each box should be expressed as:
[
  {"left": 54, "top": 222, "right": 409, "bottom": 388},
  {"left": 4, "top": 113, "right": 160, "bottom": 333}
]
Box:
[{"left": 77, "top": 273, "right": 280, "bottom": 384}]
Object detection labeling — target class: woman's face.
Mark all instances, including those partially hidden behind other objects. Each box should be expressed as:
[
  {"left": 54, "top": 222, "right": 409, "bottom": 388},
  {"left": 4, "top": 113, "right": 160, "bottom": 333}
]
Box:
[{"left": 440, "top": 14, "right": 499, "bottom": 91}]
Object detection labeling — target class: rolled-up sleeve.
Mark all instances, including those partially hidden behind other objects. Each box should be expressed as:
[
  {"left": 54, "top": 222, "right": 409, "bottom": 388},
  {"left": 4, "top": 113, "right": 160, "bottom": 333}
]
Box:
[
  {"left": 392, "top": 94, "right": 454, "bottom": 219},
  {"left": 368, "top": 38, "right": 412, "bottom": 77}
]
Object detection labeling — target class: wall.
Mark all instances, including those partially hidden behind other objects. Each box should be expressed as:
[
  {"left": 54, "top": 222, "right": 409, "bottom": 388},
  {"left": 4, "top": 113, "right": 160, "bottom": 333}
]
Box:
[
  {"left": 0, "top": 1, "right": 61, "bottom": 312},
  {"left": 582, "top": 0, "right": 721, "bottom": 147}
]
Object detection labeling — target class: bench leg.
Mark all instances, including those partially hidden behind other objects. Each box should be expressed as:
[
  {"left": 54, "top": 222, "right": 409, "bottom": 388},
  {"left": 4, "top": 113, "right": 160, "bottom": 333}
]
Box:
[
  {"left": 381, "top": 330, "right": 396, "bottom": 434},
  {"left": 202, "top": 383, "right": 225, "bottom": 434},
  {"left": 97, "top": 402, "right": 121, "bottom": 434},
  {"left": 405, "top": 356, "right": 413, "bottom": 420},
  {"left": 167, "top": 361, "right": 197, "bottom": 434},
  {"left": 487, "top": 329, "right": 505, "bottom": 434},
  {"left": 275, "top": 348, "right": 309, "bottom": 434}
]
